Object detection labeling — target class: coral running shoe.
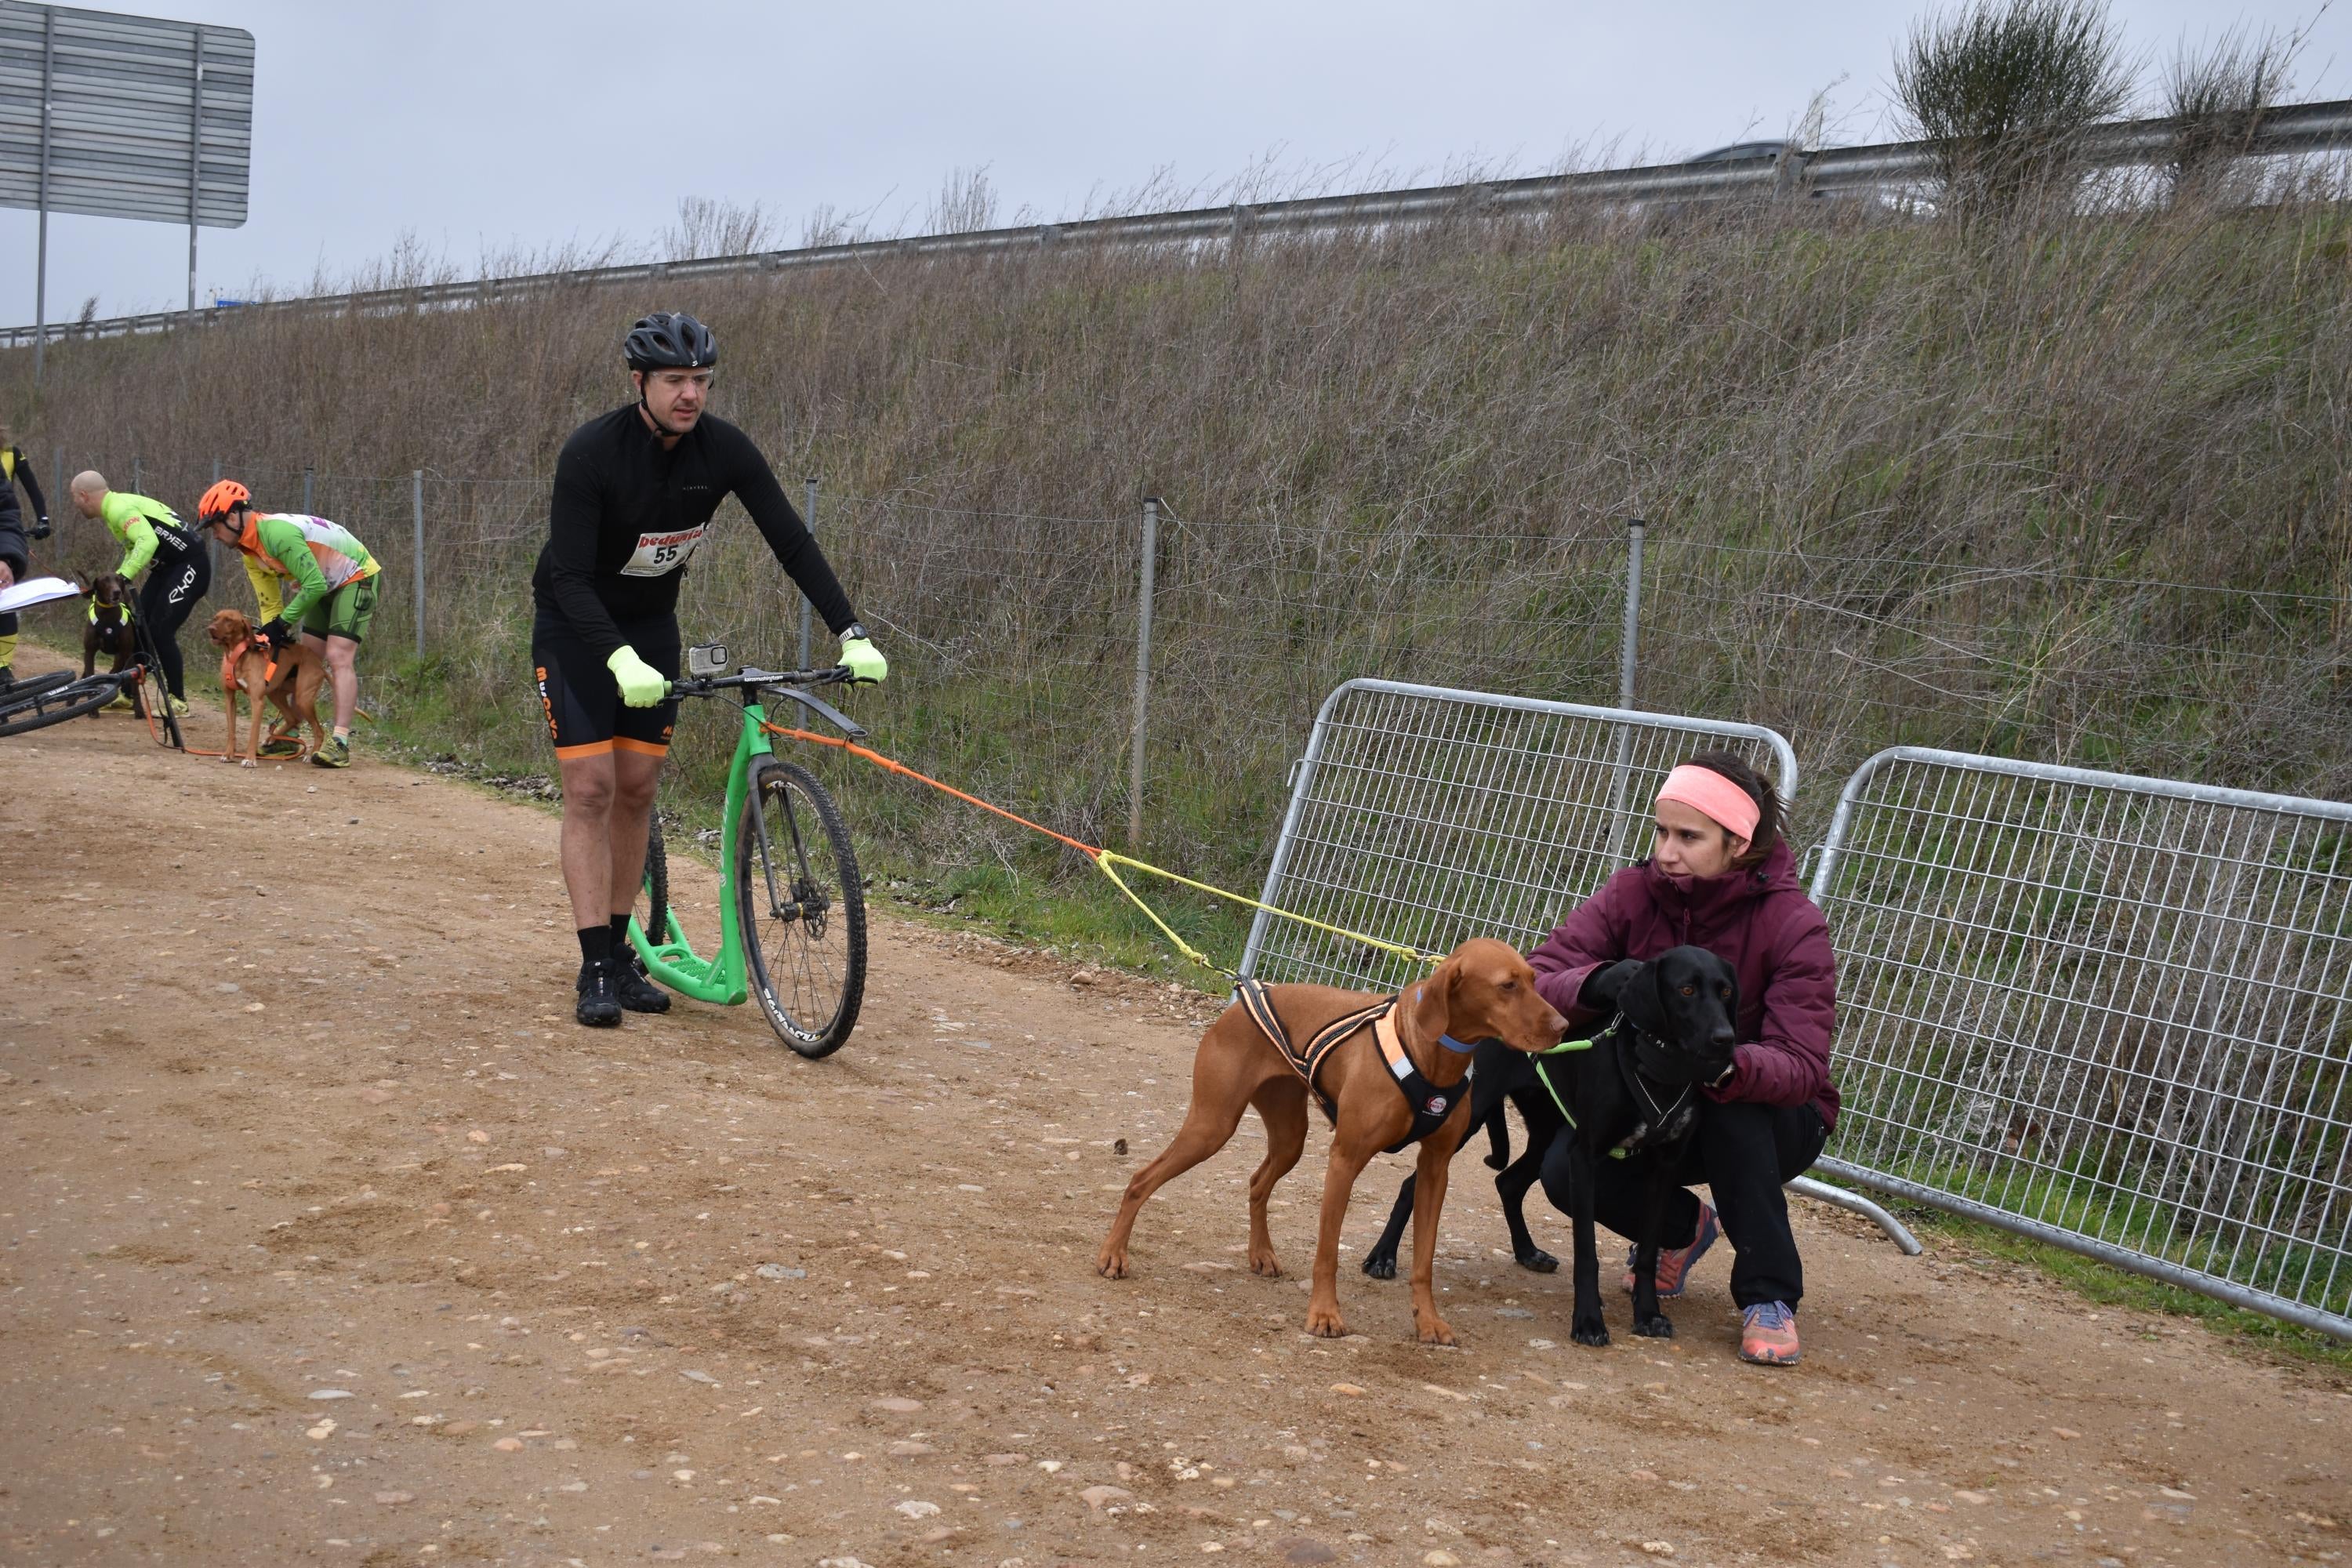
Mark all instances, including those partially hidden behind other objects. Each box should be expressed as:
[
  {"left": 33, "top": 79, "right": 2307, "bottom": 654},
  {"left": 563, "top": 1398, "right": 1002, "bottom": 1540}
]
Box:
[
  {"left": 1740, "top": 1301, "right": 1800, "bottom": 1366},
  {"left": 1624, "top": 1201, "right": 1718, "bottom": 1298}
]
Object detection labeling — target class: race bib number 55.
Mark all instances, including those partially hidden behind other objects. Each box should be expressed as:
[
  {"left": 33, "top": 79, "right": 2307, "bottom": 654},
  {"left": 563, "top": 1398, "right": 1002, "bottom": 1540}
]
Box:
[{"left": 620, "top": 524, "right": 708, "bottom": 578}]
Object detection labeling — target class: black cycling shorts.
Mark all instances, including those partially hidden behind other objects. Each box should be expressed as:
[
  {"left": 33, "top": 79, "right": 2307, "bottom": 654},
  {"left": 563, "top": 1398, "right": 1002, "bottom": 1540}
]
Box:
[{"left": 532, "top": 613, "right": 678, "bottom": 760}]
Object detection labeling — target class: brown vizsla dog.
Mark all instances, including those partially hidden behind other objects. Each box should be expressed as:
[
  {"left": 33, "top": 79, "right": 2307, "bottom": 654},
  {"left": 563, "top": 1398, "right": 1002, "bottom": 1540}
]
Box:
[
  {"left": 207, "top": 608, "right": 328, "bottom": 765},
  {"left": 1097, "top": 937, "right": 1566, "bottom": 1345}
]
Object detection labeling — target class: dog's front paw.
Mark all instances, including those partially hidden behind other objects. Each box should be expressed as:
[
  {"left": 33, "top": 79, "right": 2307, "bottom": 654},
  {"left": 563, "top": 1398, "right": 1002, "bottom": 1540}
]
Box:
[
  {"left": 1304, "top": 1301, "right": 1348, "bottom": 1338},
  {"left": 1414, "top": 1313, "right": 1457, "bottom": 1347},
  {"left": 1634, "top": 1312, "right": 1675, "bottom": 1339},
  {"left": 1247, "top": 1246, "right": 1283, "bottom": 1279},
  {"left": 1093, "top": 1244, "right": 1130, "bottom": 1279},
  {"left": 1571, "top": 1315, "right": 1611, "bottom": 1348},
  {"left": 239, "top": 756, "right": 257, "bottom": 768},
  {"left": 1359, "top": 1251, "right": 1398, "bottom": 1280},
  {"left": 1515, "top": 1246, "right": 1559, "bottom": 1274}
]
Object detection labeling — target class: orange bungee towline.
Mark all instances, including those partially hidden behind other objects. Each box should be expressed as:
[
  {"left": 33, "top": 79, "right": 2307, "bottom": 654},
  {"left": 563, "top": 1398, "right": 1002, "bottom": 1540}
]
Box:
[{"left": 756, "top": 721, "right": 1446, "bottom": 978}]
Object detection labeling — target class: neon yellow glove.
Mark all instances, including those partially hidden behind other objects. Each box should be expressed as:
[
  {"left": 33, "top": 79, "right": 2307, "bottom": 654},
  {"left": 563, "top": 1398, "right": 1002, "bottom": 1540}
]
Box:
[
  {"left": 606, "top": 645, "right": 670, "bottom": 708},
  {"left": 839, "top": 635, "right": 888, "bottom": 684}
]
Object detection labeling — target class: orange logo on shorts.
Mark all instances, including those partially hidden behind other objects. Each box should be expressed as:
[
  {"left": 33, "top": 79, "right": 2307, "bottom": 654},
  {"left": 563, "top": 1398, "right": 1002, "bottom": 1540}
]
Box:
[{"left": 535, "top": 666, "right": 557, "bottom": 742}]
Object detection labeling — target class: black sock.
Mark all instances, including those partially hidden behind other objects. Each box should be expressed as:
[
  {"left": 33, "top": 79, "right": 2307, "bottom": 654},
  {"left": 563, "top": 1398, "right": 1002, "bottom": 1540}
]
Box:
[
  {"left": 609, "top": 913, "right": 634, "bottom": 967},
  {"left": 577, "top": 924, "right": 613, "bottom": 970}
]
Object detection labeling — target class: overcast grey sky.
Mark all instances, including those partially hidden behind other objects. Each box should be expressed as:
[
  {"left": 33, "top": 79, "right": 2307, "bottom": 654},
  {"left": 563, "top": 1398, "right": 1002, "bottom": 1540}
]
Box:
[{"left": 4, "top": 0, "right": 2346, "bottom": 327}]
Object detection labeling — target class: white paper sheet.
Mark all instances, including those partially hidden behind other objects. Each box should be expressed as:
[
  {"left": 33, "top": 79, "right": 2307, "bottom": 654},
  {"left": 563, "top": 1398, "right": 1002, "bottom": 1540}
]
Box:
[{"left": 0, "top": 576, "right": 82, "bottom": 614}]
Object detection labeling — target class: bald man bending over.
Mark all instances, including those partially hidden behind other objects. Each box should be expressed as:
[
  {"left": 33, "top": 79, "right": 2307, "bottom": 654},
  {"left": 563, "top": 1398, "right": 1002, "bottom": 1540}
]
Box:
[{"left": 71, "top": 471, "right": 210, "bottom": 714}]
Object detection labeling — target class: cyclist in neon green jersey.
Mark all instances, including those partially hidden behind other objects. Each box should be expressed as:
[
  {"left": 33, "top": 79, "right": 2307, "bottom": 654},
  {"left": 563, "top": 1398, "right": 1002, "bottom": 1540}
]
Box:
[
  {"left": 198, "top": 479, "right": 380, "bottom": 769},
  {"left": 70, "top": 471, "right": 208, "bottom": 717}
]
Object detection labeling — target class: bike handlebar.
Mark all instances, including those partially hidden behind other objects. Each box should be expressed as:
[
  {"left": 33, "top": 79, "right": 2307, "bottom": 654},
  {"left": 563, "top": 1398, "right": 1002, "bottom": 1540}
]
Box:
[
  {"left": 666, "top": 662, "right": 872, "bottom": 742},
  {"left": 667, "top": 664, "right": 857, "bottom": 699}
]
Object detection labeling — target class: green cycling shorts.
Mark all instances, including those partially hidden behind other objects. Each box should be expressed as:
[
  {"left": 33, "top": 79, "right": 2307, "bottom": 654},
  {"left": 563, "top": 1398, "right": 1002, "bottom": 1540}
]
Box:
[{"left": 301, "top": 576, "right": 379, "bottom": 644}]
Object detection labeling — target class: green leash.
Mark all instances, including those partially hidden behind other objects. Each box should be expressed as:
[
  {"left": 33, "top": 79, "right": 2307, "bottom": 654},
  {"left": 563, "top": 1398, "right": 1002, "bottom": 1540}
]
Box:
[{"left": 1530, "top": 1035, "right": 1633, "bottom": 1160}]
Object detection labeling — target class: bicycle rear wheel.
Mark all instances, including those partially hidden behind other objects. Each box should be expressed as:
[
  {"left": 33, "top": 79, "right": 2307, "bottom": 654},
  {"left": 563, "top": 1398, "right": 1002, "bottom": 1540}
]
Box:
[
  {"left": 735, "top": 757, "right": 866, "bottom": 1058},
  {"left": 134, "top": 622, "right": 183, "bottom": 750},
  {"left": 0, "top": 673, "right": 130, "bottom": 737}
]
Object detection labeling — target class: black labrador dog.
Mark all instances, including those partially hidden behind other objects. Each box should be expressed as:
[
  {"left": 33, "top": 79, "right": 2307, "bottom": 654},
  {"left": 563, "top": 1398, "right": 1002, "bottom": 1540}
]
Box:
[{"left": 1360, "top": 946, "right": 1740, "bottom": 1347}]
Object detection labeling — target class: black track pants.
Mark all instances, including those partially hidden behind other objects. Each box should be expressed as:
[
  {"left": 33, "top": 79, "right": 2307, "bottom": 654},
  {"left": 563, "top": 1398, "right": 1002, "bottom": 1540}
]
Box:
[{"left": 136, "top": 542, "right": 210, "bottom": 699}]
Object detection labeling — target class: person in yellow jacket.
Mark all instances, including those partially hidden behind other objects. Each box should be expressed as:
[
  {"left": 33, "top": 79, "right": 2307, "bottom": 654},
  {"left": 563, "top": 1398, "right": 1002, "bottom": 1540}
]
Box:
[
  {"left": 0, "top": 423, "right": 51, "bottom": 684},
  {"left": 70, "top": 471, "right": 206, "bottom": 715},
  {"left": 198, "top": 480, "right": 380, "bottom": 768}
]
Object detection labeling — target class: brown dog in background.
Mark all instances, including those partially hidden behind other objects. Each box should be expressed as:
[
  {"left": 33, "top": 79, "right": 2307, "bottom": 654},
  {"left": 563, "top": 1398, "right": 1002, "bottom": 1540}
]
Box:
[
  {"left": 207, "top": 608, "right": 327, "bottom": 765},
  {"left": 1097, "top": 937, "right": 1566, "bottom": 1345},
  {"left": 81, "top": 572, "right": 140, "bottom": 678}
]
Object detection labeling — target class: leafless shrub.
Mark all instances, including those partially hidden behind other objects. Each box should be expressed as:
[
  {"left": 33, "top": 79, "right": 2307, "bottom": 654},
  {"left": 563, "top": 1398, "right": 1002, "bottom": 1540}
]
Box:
[
  {"left": 662, "top": 197, "right": 777, "bottom": 261},
  {"left": 926, "top": 166, "right": 999, "bottom": 234},
  {"left": 2163, "top": 17, "right": 2311, "bottom": 201}
]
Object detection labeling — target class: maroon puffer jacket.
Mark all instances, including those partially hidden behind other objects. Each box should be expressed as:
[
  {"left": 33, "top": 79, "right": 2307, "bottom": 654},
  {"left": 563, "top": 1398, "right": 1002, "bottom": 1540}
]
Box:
[{"left": 1525, "top": 840, "right": 1839, "bottom": 1129}]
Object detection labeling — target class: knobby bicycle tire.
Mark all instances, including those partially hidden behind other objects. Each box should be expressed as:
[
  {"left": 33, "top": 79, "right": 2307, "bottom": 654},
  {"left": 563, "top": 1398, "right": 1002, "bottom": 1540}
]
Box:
[
  {"left": 735, "top": 757, "right": 866, "bottom": 1058},
  {"left": 0, "top": 670, "right": 71, "bottom": 702},
  {"left": 0, "top": 673, "right": 131, "bottom": 737},
  {"left": 134, "top": 622, "right": 183, "bottom": 750},
  {"left": 637, "top": 814, "right": 671, "bottom": 951}
]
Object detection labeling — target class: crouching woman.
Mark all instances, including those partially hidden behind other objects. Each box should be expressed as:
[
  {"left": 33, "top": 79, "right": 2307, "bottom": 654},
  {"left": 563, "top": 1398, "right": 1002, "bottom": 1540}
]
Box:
[{"left": 1527, "top": 750, "right": 1838, "bottom": 1367}]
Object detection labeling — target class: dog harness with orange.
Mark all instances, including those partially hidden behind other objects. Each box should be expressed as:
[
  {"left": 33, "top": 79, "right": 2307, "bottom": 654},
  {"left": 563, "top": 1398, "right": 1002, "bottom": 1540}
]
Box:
[
  {"left": 218, "top": 636, "right": 278, "bottom": 690},
  {"left": 1232, "top": 979, "right": 1472, "bottom": 1153}
]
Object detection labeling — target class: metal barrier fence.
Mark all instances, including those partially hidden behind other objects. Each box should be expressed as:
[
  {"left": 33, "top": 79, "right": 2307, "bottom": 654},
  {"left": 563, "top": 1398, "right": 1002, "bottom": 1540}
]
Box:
[
  {"left": 1240, "top": 679, "right": 1798, "bottom": 990},
  {"left": 1809, "top": 746, "right": 2352, "bottom": 1338},
  {"left": 1238, "top": 677, "right": 1920, "bottom": 1247}
]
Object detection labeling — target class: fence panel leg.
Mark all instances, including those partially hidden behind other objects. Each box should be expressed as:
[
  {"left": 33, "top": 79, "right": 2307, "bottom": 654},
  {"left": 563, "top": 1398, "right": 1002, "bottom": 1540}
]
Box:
[
  {"left": 412, "top": 470, "right": 426, "bottom": 661},
  {"left": 1129, "top": 497, "right": 1160, "bottom": 848}
]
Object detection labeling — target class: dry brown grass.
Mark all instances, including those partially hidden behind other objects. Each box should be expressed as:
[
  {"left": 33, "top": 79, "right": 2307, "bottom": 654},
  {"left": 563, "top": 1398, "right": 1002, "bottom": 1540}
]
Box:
[{"left": 7, "top": 193, "right": 2350, "bottom": 895}]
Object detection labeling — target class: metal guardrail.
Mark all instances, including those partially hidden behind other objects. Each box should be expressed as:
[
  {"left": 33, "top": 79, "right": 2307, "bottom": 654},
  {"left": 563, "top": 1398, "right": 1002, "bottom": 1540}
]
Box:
[
  {"left": 1810, "top": 746, "right": 2352, "bottom": 1339},
  {"left": 7, "top": 98, "right": 2349, "bottom": 351}
]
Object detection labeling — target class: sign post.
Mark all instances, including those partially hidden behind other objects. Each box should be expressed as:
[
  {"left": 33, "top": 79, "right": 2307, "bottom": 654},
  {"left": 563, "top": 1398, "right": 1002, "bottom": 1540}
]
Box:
[{"left": 0, "top": 2, "right": 256, "bottom": 383}]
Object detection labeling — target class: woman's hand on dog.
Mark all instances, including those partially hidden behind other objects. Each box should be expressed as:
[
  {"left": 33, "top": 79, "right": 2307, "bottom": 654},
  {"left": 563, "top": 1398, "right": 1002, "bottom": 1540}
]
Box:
[{"left": 1581, "top": 959, "right": 1647, "bottom": 1011}]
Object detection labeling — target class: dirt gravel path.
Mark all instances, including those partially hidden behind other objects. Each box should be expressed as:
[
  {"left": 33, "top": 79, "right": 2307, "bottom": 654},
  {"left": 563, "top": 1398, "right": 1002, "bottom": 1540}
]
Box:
[{"left": 2, "top": 652, "right": 2346, "bottom": 1567}]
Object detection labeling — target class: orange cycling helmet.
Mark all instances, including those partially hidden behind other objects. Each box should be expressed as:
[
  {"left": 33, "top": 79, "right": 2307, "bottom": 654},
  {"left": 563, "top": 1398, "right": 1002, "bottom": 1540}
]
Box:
[{"left": 198, "top": 478, "right": 251, "bottom": 522}]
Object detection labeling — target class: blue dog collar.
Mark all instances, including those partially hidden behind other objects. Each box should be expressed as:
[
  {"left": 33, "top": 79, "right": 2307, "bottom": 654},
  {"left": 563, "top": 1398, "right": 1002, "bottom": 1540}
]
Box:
[{"left": 1437, "top": 1033, "right": 1480, "bottom": 1055}]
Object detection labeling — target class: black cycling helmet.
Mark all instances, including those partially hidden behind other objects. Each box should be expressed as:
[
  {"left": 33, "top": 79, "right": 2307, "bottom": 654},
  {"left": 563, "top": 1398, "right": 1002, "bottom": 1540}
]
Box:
[{"left": 624, "top": 311, "right": 717, "bottom": 372}]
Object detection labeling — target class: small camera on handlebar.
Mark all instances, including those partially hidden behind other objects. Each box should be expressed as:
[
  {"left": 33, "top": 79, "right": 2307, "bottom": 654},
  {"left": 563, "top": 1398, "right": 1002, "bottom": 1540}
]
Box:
[{"left": 686, "top": 643, "right": 731, "bottom": 678}]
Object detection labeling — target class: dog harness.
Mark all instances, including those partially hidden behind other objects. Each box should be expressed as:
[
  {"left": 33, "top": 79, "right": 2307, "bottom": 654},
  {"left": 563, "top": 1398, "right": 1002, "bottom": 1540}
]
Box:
[
  {"left": 1530, "top": 1017, "right": 1700, "bottom": 1160},
  {"left": 218, "top": 635, "right": 279, "bottom": 690},
  {"left": 1232, "top": 978, "right": 1472, "bottom": 1154}
]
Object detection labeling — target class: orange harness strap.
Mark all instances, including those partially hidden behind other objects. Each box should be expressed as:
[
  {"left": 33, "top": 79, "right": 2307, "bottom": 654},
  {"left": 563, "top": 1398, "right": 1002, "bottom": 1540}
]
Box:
[{"left": 218, "top": 637, "right": 278, "bottom": 690}]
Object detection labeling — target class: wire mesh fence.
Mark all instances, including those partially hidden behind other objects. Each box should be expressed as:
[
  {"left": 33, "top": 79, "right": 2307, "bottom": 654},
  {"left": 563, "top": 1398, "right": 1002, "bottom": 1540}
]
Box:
[
  {"left": 1809, "top": 746, "right": 2352, "bottom": 1337},
  {"left": 1238, "top": 679, "right": 1798, "bottom": 993}
]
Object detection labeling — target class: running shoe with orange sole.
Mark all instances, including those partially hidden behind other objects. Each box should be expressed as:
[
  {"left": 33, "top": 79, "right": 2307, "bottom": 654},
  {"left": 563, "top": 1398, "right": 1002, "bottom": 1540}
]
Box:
[
  {"left": 1624, "top": 1201, "right": 1718, "bottom": 1298},
  {"left": 1740, "top": 1300, "right": 1800, "bottom": 1365}
]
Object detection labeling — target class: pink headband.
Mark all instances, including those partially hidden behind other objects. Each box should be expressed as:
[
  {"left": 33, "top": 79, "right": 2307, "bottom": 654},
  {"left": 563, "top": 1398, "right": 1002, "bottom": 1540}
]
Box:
[{"left": 1657, "top": 764, "right": 1761, "bottom": 843}]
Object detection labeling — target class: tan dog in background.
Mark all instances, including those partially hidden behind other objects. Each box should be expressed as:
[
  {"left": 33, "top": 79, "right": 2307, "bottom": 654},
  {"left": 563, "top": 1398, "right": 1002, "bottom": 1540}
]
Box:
[
  {"left": 207, "top": 608, "right": 327, "bottom": 765},
  {"left": 1097, "top": 938, "right": 1566, "bottom": 1345}
]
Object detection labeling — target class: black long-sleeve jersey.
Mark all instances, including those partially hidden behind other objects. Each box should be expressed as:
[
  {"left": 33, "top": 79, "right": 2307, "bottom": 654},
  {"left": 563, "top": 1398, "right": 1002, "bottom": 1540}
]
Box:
[{"left": 529, "top": 405, "right": 856, "bottom": 660}]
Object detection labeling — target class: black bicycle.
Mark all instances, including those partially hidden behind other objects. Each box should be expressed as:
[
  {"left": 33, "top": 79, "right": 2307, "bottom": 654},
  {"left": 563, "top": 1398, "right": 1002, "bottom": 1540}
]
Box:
[
  {"left": 629, "top": 646, "right": 869, "bottom": 1058},
  {"left": 0, "top": 591, "right": 185, "bottom": 746}
]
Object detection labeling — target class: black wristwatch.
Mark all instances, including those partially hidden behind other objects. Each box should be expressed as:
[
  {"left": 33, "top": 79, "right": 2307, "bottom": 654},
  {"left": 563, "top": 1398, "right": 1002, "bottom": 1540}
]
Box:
[{"left": 840, "top": 621, "right": 870, "bottom": 642}]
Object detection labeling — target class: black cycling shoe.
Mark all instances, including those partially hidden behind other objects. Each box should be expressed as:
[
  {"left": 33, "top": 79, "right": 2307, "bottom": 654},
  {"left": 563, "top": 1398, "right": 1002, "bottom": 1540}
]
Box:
[
  {"left": 615, "top": 949, "right": 671, "bottom": 1014},
  {"left": 575, "top": 961, "right": 623, "bottom": 1027}
]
